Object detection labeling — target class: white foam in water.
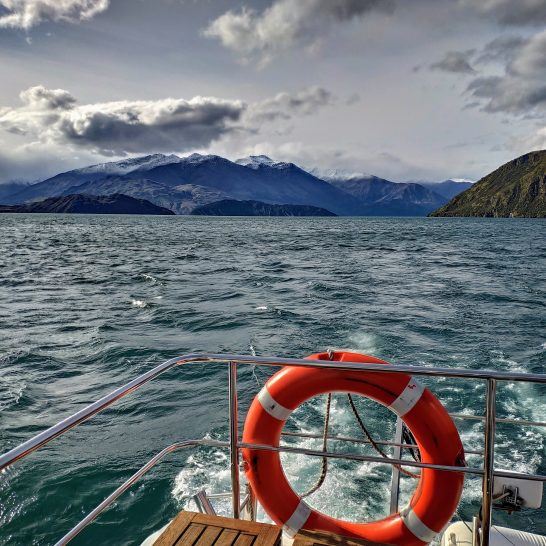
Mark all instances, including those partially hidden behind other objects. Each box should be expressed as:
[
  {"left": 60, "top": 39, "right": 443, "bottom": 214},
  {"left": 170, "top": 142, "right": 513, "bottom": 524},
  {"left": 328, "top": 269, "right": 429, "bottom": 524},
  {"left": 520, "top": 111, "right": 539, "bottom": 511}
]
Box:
[
  {"left": 131, "top": 299, "right": 147, "bottom": 308},
  {"left": 255, "top": 306, "right": 268, "bottom": 311},
  {"left": 0, "top": 377, "right": 26, "bottom": 411},
  {"left": 139, "top": 273, "right": 163, "bottom": 285},
  {"left": 171, "top": 347, "right": 545, "bottom": 537},
  {"left": 172, "top": 396, "right": 393, "bottom": 525},
  {"left": 280, "top": 427, "right": 391, "bottom": 521},
  {"left": 347, "top": 332, "right": 377, "bottom": 354}
]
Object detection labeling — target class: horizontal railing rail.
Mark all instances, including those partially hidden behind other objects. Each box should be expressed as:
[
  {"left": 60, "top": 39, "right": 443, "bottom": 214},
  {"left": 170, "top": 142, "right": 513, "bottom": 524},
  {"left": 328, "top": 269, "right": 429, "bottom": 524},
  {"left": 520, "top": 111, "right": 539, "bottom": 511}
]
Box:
[
  {"left": 1, "top": 352, "right": 545, "bottom": 546},
  {"left": 450, "top": 412, "right": 546, "bottom": 428},
  {"left": 2, "top": 353, "right": 545, "bottom": 472}
]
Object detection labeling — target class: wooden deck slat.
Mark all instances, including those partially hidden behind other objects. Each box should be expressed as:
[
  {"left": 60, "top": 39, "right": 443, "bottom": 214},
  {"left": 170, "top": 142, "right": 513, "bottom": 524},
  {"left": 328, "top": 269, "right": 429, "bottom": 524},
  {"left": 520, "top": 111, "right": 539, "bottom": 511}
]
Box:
[
  {"left": 214, "top": 528, "right": 240, "bottom": 546},
  {"left": 193, "top": 513, "right": 270, "bottom": 533},
  {"left": 253, "top": 524, "right": 283, "bottom": 546},
  {"left": 155, "top": 511, "right": 197, "bottom": 546},
  {"left": 194, "top": 526, "right": 223, "bottom": 546},
  {"left": 233, "top": 533, "right": 255, "bottom": 546},
  {"left": 175, "top": 523, "right": 207, "bottom": 546}
]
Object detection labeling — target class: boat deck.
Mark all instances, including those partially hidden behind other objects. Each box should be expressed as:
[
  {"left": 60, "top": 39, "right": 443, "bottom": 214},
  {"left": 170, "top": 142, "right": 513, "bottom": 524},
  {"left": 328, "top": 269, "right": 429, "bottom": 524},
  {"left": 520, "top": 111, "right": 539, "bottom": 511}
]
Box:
[
  {"left": 153, "top": 511, "right": 390, "bottom": 546},
  {"left": 154, "top": 511, "right": 281, "bottom": 546}
]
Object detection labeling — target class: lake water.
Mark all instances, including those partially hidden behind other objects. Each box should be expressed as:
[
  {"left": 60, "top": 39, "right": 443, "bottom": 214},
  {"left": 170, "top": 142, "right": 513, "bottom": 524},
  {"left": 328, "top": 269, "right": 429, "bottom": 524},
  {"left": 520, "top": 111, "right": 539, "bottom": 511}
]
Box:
[{"left": 0, "top": 215, "right": 545, "bottom": 544}]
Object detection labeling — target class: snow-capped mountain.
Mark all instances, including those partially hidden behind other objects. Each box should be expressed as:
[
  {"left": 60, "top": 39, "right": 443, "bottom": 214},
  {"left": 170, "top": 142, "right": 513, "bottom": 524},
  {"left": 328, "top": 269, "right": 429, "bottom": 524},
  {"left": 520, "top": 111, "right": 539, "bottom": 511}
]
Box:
[
  {"left": 5, "top": 153, "right": 361, "bottom": 215},
  {"left": 5, "top": 153, "right": 182, "bottom": 204},
  {"left": 77, "top": 153, "right": 181, "bottom": 175},
  {"left": 235, "top": 155, "right": 290, "bottom": 169},
  {"left": 2, "top": 152, "right": 461, "bottom": 216},
  {"left": 309, "top": 167, "right": 373, "bottom": 182}
]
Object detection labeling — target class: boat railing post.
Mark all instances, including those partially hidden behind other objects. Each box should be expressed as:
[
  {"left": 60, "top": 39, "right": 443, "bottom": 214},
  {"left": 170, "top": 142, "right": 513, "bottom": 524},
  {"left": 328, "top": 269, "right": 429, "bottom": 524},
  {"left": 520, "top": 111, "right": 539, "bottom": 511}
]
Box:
[
  {"left": 472, "top": 516, "right": 479, "bottom": 546},
  {"left": 229, "top": 361, "right": 241, "bottom": 519},
  {"left": 389, "top": 418, "right": 403, "bottom": 514},
  {"left": 193, "top": 490, "right": 217, "bottom": 515},
  {"left": 481, "top": 378, "right": 497, "bottom": 546}
]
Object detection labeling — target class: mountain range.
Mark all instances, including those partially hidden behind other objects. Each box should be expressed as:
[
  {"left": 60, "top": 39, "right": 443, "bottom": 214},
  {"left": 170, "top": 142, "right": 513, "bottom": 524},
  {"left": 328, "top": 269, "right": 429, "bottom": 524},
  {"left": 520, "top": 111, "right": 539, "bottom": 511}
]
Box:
[{"left": 1, "top": 153, "right": 471, "bottom": 216}]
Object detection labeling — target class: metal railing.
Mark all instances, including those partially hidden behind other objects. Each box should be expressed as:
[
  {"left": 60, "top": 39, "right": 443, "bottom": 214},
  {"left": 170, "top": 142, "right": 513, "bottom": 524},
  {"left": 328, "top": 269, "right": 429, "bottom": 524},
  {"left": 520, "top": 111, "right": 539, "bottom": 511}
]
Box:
[{"left": 1, "top": 353, "right": 545, "bottom": 546}]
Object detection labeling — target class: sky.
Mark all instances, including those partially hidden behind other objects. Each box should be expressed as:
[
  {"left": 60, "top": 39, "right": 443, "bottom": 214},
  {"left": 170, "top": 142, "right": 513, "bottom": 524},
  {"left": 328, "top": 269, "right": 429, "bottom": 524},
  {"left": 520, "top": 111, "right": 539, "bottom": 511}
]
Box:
[{"left": 0, "top": 0, "right": 544, "bottom": 183}]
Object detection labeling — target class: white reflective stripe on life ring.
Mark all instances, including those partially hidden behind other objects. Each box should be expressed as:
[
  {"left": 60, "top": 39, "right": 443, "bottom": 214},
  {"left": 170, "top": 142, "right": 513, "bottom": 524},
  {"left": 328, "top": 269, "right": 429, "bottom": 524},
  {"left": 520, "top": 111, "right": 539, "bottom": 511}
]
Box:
[
  {"left": 282, "top": 500, "right": 311, "bottom": 538},
  {"left": 400, "top": 506, "right": 438, "bottom": 542},
  {"left": 257, "top": 386, "right": 292, "bottom": 421},
  {"left": 388, "top": 377, "right": 425, "bottom": 417}
]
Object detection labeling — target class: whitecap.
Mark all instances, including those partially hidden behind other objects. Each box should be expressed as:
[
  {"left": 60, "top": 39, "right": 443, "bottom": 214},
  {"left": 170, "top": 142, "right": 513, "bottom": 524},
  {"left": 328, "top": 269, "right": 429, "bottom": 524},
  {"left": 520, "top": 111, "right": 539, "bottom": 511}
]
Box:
[
  {"left": 255, "top": 305, "right": 268, "bottom": 311},
  {"left": 131, "top": 299, "right": 147, "bottom": 308},
  {"left": 0, "top": 379, "right": 26, "bottom": 411},
  {"left": 346, "top": 332, "right": 377, "bottom": 355},
  {"left": 139, "top": 273, "right": 162, "bottom": 285}
]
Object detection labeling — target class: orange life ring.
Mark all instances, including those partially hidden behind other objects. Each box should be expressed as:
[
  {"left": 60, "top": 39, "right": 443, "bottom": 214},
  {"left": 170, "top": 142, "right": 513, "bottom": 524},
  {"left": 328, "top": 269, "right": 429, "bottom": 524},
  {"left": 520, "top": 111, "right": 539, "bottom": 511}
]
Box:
[{"left": 242, "top": 351, "right": 465, "bottom": 545}]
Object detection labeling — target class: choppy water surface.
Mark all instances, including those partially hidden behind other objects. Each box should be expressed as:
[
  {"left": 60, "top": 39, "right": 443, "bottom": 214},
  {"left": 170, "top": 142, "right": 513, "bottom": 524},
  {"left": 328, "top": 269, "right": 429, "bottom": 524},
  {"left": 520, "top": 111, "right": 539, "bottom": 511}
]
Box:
[{"left": 0, "top": 215, "right": 545, "bottom": 544}]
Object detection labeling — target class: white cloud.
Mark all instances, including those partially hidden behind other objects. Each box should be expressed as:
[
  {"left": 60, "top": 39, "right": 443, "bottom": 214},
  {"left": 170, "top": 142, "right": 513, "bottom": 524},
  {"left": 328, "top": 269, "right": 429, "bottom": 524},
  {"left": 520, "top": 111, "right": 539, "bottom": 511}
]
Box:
[
  {"left": 0, "top": 86, "right": 246, "bottom": 155},
  {"left": 0, "top": 85, "right": 336, "bottom": 157},
  {"left": 0, "top": 0, "right": 109, "bottom": 30},
  {"left": 19, "top": 85, "right": 77, "bottom": 110},
  {"left": 204, "top": 1, "right": 545, "bottom": 66},
  {"left": 203, "top": 0, "right": 394, "bottom": 65}
]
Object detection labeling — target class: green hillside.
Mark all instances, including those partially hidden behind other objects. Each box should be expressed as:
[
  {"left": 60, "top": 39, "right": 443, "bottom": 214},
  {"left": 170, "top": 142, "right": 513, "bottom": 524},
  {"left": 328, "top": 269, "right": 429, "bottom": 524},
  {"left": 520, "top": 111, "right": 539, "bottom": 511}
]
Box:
[{"left": 430, "top": 150, "right": 546, "bottom": 218}]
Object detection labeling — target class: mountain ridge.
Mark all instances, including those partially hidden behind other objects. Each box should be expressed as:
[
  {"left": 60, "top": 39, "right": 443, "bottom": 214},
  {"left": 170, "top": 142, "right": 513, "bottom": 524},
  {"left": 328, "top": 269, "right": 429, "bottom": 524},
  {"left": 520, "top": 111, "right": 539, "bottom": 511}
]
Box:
[
  {"left": 0, "top": 193, "right": 175, "bottom": 215},
  {"left": 190, "top": 199, "right": 336, "bottom": 216},
  {"left": 327, "top": 175, "right": 446, "bottom": 216},
  {"left": 419, "top": 179, "right": 474, "bottom": 200},
  {"left": 1, "top": 152, "right": 472, "bottom": 216}
]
